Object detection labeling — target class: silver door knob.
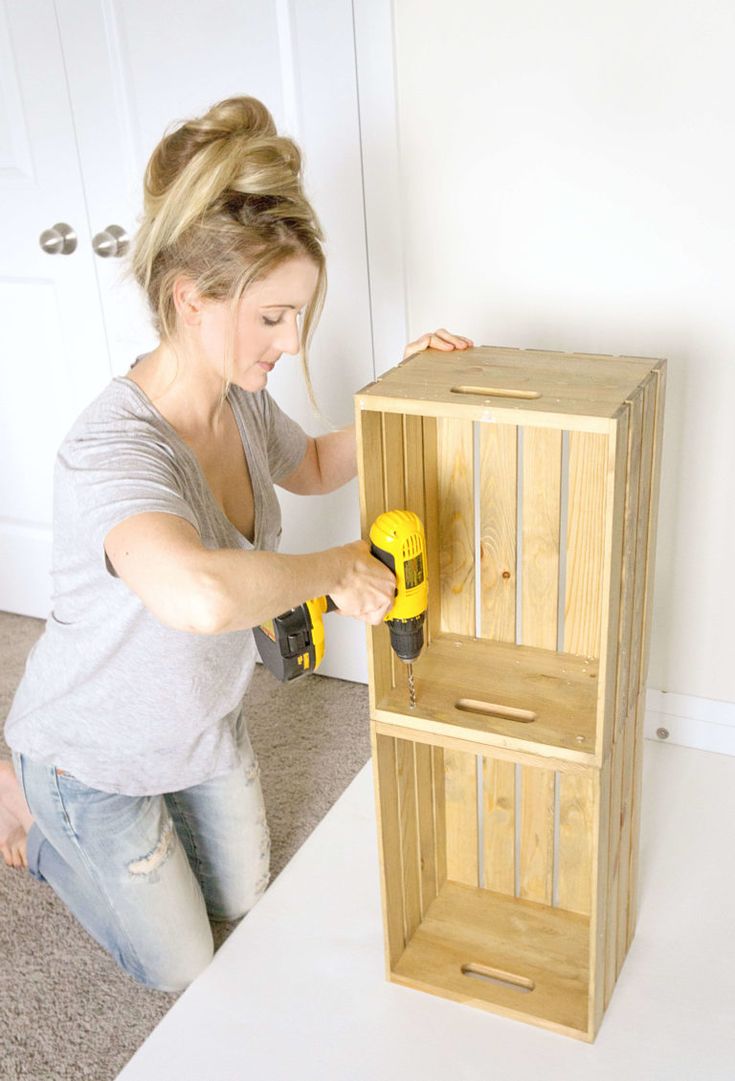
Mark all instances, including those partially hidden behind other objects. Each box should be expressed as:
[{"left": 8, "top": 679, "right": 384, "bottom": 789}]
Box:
[
  {"left": 39, "top": 223, "right": 77, "bottom": 255},
  {"left": 92, "top": 224, "right": 129, "bottom": 258}
]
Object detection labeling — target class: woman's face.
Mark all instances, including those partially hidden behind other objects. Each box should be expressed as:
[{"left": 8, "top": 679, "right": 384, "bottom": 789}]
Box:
[{"left": 198, "top": 255, "right": 320, "bottom": 392}]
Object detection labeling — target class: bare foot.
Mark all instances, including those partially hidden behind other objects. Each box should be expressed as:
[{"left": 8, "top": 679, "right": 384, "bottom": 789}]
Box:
[{"left": 0, "top": 759, "right": 34, "bottom": 870}]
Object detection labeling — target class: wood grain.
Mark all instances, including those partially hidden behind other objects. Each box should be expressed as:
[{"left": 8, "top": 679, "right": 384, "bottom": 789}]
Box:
[
  {"left": 372, "top": 731, "right": 406, "bottom": 967},
  {"left": 479, "top": 424, "right": 517, "bottom": 642},
  {"left": 564, "top": 432, "right": 607, "bottom": 659},
  {"left": 522, "top": 427, "right": 562, "bottom": 650},
  {"left": 557, "top": 771, "right": 594, "bottom": 916},
  {"left": 444, "top": 748, "right": 478, "bottom": 886},
  {"left": 437, "top": 418, "right": 475, "bottom": 635},
  {"left": 396, "top": 737, "right": 422, "bottom": 942},
  {"left": 482, "top": 755, "right": 516, "bottom": 894},
  {"left": 519, "top": 765, "right": 555, "bottom": 904}
]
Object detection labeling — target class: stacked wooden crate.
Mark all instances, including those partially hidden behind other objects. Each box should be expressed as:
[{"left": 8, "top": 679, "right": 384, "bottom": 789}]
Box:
[{"left": 355, "top": 345, "right": 666, "bottom": 1041}]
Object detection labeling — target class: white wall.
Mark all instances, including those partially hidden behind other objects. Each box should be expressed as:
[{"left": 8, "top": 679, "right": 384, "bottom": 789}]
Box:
[{"left": 390, "top": 0, "right": 735, "bottom": 707}]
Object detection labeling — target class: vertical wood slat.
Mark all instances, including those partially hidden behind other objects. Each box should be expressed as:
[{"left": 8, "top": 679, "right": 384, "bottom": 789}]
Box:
[
  {"left": 594, "top": 390, "right": 644, "bottom": 979},
  {"left": 433, "top": 745, "right": 447, "bottom": 892},
  {"left": 357, "top": 410, "right": 391, "bottom": 710},
  {"left": 519, "top": 765, "right": 555, "bottom": 904},
  {"left": 589, "top": 753, "right": 612, "bottom": 1036},
  {"left": 479, "top": 424, "right": 517, "bottom": 642},
  {"left": 596, "top": 411, "right": 630, "bottom": 764},
  {"left": 415, "top": 743, "right": 438, "bottom": 912},
  {"left": 626, "top": 361, "right": 665, "bottom": 946},
  {"left": 522, "top": 427, "right": 563, "bottom": 651},
  {"left": 382, "top": 412, "right": 406, "bottom": 509},
  {"left": 615, "top": 391, "right": 644, "bottom": 741},
  {"left": 578, "top": 413, "right": 629, "bottom": 1015},
  {"left": 626, "top": 687, "right": 648, "bottom": 950},
  {"left": 610, "top": 380, "right": 654, "bottom": 973},
  {"left": 627, "top": 364, "right": 667, "bottom": 947},
  {"left": 482, "top": 755, "right": 515, "bottom": 894},
  {"left": 557, "top": 772, "right": 595, "bottom": 915},
  {"left": 372, "top": 731, "right": 406, "bottom": 967},
  {"left": 564, "top": 432, "right": 608, "bottom": 659},
  {"left": 437, "top": 417, "right": 475, "bottom": 635},
  {"left": 638, "top": 363, "right": 668, "bottom": 690},
  {"left": 396, "top": 739, "right": 422, "bottom": 942},
  {"left": 616, "top": 692, "right": 637, "bottom": 972},
  {"left": 444, "top": 748, "right": 478, "bottom": 886},
  {"left": 404, "top": 414, "right": 427, "bottom": 537},
  {"left": 422, "top": 417, "right": 441, "bottom": 645},
  {"left": 598, "top": 411, "right": 631, "bottom": 1003},
  {"left": 557, "top": 428, "right": 605, "bottom": 919},
  {"left": 628, "top": 375, "right": 659, "bottom": 703},
  {"left": 604, "top": 728, "right": 625, "bottom": 1008}
]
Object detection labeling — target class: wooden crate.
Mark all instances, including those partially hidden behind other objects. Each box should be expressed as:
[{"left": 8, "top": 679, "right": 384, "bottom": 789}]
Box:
[{"left": 355, "top": 345, "right": 666, "bottom": 1041}]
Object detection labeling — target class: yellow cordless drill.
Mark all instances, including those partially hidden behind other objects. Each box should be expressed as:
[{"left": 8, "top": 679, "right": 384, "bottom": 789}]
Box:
[
  {"left": 368, "top": 509, "right": 428, "bottom": 708},
  {"left": 254, "top": 510, "right": 428, "bottom": 708}
]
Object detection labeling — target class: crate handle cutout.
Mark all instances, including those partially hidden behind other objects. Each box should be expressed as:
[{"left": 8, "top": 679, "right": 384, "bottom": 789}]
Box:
[
  {"left": 461, "top": 962, "right": 535, "bottom": 994},
  {"left": 455, "top": 698, "right": 537, "bottom": 723},
  {"left": 450, "top": 385, "right": 542, "bottom": 400}
]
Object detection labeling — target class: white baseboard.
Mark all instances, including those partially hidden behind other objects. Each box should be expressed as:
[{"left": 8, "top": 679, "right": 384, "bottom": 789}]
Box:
[{"left": 645, "top": 688, "right": 735, "bottom": 757}]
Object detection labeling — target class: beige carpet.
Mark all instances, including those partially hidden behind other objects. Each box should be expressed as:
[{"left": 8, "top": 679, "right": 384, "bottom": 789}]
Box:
[{"left": 0, "top": 611, "right": 371, "bottom": 1081}]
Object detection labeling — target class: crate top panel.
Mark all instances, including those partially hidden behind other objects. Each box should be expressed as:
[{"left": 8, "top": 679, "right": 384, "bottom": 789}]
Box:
[{"left": 356, "top": 346, "right": 664, "bottom": 430}]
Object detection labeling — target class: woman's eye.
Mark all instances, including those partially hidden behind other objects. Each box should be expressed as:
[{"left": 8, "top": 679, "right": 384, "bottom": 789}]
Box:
[{"left": 262, "top": 315, "right": 283, "bottom": 327}]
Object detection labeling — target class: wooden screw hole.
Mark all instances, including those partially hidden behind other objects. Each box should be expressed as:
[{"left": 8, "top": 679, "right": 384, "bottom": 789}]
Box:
[
  {"left": 461, "top": 962, "right": 535, "bottom": 994},
  {"left": 450, "top": 385, "right": 542, "bottom": 400},
  {"left": 455, "top": 699, "right": 536, "bottom": 723}
]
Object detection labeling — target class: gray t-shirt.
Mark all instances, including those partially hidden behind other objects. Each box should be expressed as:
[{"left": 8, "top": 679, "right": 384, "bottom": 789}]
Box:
[{"left": 4, "top": 368, "right": 308, "bottom": 795}]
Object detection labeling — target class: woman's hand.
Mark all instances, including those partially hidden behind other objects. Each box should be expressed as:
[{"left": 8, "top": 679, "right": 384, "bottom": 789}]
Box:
[
  {"left": 403, "top": 327, "right": 474, "bottom": 361},
  {"left": 330, "top": 540, "right": 397, "bottom": 625}
]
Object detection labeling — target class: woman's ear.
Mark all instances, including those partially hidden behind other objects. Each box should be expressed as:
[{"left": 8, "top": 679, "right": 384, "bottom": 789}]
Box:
[{"left": 172, "top": 276, "right": 204, "bottom": 326}]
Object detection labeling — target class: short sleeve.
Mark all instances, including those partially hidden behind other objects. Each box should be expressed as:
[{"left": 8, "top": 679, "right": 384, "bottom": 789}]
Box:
[
  {"left": 57, "top": 426, "right": 200, "bottom": 577},
  {"left": 260, "top": 390, "right": 309, "bottom": 483}
]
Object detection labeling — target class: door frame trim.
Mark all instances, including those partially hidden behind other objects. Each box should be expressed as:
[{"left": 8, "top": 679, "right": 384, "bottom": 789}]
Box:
[{"left": 353, "top": 0, "right": 408, "bottom": 380}]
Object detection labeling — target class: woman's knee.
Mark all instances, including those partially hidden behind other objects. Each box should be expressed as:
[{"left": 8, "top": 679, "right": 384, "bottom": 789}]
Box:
[
  {"left": 208, "top": 857, "right": 271, "bottom": 922},
  {"left": 128, "top": 931, "right": 215, "bottom": 992}
]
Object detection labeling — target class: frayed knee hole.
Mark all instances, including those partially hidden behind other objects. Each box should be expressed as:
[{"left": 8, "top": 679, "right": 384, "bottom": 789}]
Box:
[{"left": 128, "top": 818, "right": 175, "bottom": 876}]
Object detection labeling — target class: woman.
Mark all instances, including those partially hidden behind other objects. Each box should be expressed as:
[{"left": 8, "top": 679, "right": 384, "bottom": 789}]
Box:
[{"left": 0, "top": 95, "right": 473, "bottom": 990}]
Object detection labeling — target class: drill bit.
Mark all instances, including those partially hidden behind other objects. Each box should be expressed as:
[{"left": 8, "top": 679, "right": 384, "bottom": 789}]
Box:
[{"left": 407, "top": 663, "right": 416, "bottom": 709}]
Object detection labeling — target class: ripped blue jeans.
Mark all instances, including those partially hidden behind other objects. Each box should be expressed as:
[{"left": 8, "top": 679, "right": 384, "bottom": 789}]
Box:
[{"left": 11, "top": 727, "right": 270, "bottom": 992}]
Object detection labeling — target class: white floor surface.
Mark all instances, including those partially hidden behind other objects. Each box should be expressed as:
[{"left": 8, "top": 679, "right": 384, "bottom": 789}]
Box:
[{"left": 116, "top": 741, "right": 735, "bottom": 1081}]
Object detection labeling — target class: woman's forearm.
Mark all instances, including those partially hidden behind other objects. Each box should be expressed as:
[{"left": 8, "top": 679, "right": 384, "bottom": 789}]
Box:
[
  {"left": 199, "top": 547, "right": 347, "bottom": 634},
  {"left": 197, "top": 532, "right": 398, "bottom": 636}
]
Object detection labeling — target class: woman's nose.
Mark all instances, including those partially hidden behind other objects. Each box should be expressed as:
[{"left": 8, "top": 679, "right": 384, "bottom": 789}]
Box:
[{"left": 276, "top": 318, "right": 300, "bottom": 356}]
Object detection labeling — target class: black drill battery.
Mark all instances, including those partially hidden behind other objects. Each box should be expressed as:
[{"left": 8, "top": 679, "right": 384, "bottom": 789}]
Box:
[{"left": 254, "top": 606, "right": 316, "bottom": 682}]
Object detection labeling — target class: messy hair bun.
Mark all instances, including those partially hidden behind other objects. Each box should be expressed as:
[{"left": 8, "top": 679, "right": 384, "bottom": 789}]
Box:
[{"left": 131, "top": 95, "right": 326, "bottom": 406}]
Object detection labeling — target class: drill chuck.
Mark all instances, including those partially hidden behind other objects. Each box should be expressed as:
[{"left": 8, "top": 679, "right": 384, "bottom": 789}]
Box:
[{"left": 388, "top": 616, "right": 425, "bottom": 664}]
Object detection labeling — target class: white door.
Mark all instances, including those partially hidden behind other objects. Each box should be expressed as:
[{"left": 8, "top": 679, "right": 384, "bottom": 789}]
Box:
[
  {"left": 0, "top": 1, "right": 113, "bottom": 616},
  {"left": 1, "top": 0, "right": 385, "bottom": 682}
]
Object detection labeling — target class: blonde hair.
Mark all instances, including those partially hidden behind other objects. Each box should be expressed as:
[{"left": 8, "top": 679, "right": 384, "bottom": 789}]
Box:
[{"left": 131, "top": 95, "right": 327, "bottom": 411}]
